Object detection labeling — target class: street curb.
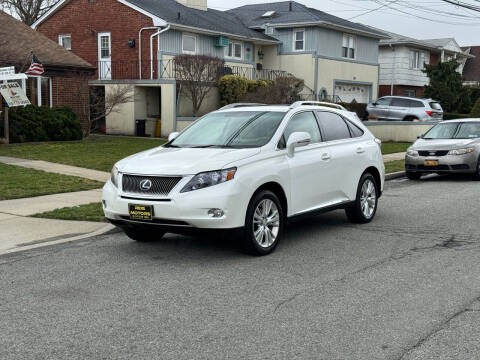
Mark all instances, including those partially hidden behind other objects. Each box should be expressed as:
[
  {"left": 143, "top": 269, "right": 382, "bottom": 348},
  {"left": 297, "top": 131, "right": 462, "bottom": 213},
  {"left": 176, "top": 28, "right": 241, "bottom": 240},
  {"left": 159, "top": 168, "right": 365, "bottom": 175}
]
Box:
[
  {"left": 386, "top": 171, "right": 406, "bottom": 180},
  {"left": 0, "top": 223, "right": 117, "bottom": 256}
]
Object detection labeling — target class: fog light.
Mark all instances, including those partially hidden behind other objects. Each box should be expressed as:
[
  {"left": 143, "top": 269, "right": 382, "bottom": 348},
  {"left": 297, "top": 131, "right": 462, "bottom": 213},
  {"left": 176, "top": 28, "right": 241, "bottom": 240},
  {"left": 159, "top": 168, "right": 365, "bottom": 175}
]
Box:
[{"left": 208, "top": 208, "right": 224, "bottom": 218}]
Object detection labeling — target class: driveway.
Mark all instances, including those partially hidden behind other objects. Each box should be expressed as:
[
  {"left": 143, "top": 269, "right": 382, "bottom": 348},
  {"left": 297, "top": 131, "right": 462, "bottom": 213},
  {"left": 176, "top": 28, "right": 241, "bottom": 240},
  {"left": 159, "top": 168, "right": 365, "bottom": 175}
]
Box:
[{"left": 1, "top": 175, "right": 479, "bottom": 360}]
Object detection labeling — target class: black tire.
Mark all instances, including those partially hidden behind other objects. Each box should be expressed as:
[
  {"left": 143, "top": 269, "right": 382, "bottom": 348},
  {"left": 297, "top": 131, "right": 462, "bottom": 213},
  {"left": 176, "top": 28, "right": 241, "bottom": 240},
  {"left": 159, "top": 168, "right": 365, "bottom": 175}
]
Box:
[
  {"left": 345, "top": 173, "right": 379, "bottom": 224},
  {"left": 473, "top": 157, "right": 480, "bottom": 180},
  {"left": 406, "top": 171, "right": 422, "bottom": 180},
  {"left": 403, "top": 116, "right": 418, "bottom": 122},
  {"left": 124, "top": 228, "right": 165, "bottom": 242},
  {"left": 243, "top": 190, "right": 284, "bottom": 256}
]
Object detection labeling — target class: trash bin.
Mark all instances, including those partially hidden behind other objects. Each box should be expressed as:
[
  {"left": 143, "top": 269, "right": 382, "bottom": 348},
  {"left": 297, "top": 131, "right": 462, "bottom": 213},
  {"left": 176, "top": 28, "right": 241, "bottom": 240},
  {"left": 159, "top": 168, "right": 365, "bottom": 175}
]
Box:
[{"left": 135, "top": 119, "right": 146, "bottom": 137}]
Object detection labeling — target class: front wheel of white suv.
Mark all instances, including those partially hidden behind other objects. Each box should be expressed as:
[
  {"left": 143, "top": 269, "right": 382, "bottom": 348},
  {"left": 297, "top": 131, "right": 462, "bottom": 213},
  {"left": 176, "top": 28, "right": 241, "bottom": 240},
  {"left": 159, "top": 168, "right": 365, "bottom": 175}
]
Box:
[
  {"left": 243, "top": 190, "right": 284, "bottom": 256},
  {"left": 345, "top": 173, "right": 379, "bottom": 224}
]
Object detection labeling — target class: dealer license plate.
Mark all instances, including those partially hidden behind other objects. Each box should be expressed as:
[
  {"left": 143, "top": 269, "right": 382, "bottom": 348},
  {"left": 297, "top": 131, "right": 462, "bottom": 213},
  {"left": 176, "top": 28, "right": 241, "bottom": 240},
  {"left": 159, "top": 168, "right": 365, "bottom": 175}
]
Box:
[{"left": 129, "top": 204, "right": 153, "bottom": 221}]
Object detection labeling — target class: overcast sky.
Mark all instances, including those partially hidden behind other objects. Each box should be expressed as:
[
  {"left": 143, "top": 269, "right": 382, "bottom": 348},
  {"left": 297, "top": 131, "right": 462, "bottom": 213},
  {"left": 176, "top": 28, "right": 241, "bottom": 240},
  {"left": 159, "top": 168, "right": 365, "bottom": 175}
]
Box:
[{"left": 209, "top": 0, "right": 480, "bottom": 46}]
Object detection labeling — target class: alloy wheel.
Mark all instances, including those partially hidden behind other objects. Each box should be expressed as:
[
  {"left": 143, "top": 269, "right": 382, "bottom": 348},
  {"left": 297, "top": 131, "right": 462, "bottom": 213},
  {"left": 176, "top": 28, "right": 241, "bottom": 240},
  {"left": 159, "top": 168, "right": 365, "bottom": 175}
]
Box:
[
  {"left": 360, "top": 179, "right": 377, "bottom": 219},
  {"left": 252, "top": 199, "right": 280, "bottom": 248}
]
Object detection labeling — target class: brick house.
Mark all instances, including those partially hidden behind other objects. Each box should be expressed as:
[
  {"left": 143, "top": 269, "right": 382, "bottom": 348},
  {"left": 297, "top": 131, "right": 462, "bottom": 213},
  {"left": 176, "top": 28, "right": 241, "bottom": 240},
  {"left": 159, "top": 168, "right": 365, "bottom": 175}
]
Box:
[
  {"left": 0, "top": 11, "right": 94, "bottom": 130},
  {"left": 377, "top": 30, "right": 472, "bottom": 98},
  {"left": 33, "top": 0, "right": 386, "bottom": 136}
]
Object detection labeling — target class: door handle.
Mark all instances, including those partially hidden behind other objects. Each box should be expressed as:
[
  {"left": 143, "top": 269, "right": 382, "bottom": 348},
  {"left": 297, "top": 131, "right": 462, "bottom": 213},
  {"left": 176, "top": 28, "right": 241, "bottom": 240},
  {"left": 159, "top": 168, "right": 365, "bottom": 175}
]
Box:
[
  {"left": 321, "top": 153, "right": 331, "bottom": 160},
  {"left": 356, "top": 147, "right": 365, "bottom": 154}
]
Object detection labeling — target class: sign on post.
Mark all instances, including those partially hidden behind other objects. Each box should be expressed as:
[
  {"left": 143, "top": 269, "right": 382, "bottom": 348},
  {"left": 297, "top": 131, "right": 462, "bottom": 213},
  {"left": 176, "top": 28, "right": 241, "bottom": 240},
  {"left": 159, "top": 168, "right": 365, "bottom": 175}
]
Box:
[{"left": 0, "top": 82, "right": 30, "bottom": 107}]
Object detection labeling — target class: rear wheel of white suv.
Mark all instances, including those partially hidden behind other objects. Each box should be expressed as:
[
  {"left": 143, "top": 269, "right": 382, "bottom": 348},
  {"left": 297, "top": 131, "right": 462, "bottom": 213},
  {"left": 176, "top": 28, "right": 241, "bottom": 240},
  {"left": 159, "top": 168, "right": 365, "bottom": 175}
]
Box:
[
  {"left": 243, "top": 190, "right": 284, "bottom": 256},
  {"left": 345, "top": 173, "right": 379, "bottom": 224}
]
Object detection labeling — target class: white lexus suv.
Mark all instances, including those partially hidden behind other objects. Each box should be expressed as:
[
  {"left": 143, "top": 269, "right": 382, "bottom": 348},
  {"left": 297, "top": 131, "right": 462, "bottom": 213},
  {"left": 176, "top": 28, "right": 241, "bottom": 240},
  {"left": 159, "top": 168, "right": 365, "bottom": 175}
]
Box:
[{"left": 103, "top": 102, "right": 385, "bottom": 255}]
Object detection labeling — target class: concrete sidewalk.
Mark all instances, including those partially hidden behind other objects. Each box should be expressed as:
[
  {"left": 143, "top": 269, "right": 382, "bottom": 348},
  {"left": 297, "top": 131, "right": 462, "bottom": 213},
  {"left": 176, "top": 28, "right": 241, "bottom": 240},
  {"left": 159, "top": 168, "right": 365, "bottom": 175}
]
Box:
[
  {"left": 0, "top": 156, "right": 109, "bottom": 182},
  {"left": 383, "top": 152, "right": 406, "bottom": 162}
]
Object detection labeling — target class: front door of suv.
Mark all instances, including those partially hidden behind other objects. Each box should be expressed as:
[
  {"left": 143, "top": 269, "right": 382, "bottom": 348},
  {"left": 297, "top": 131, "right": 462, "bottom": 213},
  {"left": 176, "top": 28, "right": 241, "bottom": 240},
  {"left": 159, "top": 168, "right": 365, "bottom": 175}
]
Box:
[
  {"left": 371, "top": 97, "right": 391, "bottom": 120},
  {"left": 280, "top": 111, "right": 331, "bottom": 214}
]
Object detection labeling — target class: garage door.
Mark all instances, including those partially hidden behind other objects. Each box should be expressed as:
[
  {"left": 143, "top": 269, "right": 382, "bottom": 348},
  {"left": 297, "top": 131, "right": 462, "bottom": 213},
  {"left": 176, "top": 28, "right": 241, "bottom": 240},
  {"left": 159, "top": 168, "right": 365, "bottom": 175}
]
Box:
[{"left": 334, "top": 83, "right": 370, "bottom": 103}]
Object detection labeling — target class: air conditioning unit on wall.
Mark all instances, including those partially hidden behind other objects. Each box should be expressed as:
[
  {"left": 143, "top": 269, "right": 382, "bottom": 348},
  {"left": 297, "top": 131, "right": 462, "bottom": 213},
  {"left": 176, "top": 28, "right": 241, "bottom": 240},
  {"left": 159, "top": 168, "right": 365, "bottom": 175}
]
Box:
[{"left": 215, "top": 36, "right": 229, "bottom": 47}]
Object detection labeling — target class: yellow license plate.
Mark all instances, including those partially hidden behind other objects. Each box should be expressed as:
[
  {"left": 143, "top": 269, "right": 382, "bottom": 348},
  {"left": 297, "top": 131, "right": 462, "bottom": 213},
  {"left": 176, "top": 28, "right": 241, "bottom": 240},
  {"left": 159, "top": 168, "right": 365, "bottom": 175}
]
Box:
[
  {"left": 129, "top": 204, "right": 153, "bottom": 221},
  {"left": 424, "top": 160, "right": 439, "bottom": 166}
]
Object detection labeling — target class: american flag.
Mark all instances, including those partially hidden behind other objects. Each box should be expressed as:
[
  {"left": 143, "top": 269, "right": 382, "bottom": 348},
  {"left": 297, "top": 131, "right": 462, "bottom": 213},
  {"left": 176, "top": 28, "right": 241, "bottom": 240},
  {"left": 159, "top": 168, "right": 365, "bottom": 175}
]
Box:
[{"left": 26, "top": 54, "right": 44, "bottom": 76}]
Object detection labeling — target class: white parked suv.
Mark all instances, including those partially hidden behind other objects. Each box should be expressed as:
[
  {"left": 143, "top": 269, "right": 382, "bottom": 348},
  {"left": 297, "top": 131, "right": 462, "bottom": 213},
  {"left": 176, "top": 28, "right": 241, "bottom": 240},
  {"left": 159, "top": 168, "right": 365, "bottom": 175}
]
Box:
[{"left": 102, "top": 102, "right": 385, "bottom": 255}]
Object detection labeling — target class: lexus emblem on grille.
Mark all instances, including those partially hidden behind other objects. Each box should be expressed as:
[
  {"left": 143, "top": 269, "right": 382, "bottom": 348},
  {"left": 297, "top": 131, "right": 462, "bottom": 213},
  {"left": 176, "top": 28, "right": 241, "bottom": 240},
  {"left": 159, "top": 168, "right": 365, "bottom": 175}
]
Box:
[
  {"left": 429, "top": 152, "right": 435, "bottom": 156},
  {"left": 139, "top": 179, "right": 152, "bottom": 191}
]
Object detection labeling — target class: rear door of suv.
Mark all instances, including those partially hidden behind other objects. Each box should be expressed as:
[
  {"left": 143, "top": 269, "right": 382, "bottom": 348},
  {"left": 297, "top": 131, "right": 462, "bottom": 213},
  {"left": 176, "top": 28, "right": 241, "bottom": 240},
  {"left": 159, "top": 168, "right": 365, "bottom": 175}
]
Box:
[
  {"left": 387, "top": 98, "right": 409, "bottom": 120},
  {"left": 315, "top": 111, "right": 369, "bottom": 203}
]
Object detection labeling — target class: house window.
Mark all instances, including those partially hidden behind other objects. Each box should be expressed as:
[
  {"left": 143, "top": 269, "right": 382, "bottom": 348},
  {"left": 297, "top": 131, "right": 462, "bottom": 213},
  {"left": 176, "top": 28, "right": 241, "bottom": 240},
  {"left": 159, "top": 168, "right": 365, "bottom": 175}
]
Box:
[
  {"left": 225, "top": 41, "right": 243, "bottom": 60},
  {"left": 25, "top": 76, "right": 52, "bottom": 107},
  {"left": 410, "top": 50, "right": 422, "bottom": 69},
  {"left": 182, "top": 34, "right": 196, "bottom": 54},
  {"left": 58, "top": 34, "right": 71, "bottom": 50},
  {"left": 342, "top": 34, "right": 355, "bottom": 59},
  {"left": 293, "top": 29, "right": 305, "bottom": 51},
  {"left": 405, "top": 89, "right": 416, "bottom": 97}
]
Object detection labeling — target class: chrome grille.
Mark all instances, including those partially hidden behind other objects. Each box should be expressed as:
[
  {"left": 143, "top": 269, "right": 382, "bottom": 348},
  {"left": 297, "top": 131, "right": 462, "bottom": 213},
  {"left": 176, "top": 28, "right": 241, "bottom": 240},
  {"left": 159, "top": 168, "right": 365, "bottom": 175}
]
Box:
[{"left": 122, "top": 174, "right": 182, "bottom": 196}]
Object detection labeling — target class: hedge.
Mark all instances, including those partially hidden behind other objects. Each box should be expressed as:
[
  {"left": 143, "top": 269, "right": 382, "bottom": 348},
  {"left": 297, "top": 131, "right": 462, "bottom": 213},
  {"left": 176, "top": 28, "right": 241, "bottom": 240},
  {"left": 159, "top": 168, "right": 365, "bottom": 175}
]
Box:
[
  {"left": 443, "top": 113, "right": 475, "bottom": 120},
  {"left": 7, "top": 105, "right": 83, "bottom": 143},
  {"left": 218, "top": 75, "right": 272, "bottom": 106}
]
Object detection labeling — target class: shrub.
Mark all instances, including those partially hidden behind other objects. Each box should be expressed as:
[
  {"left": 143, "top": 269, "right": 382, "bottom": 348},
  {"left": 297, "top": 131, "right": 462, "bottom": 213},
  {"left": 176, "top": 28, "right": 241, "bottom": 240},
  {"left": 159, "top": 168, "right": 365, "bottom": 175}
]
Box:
[
  {"left": 218, "top": 75, "right": 249, "bottom": 105},
  {"left": 339, "top": 102, "right": 368, "bottom": 120},
  {"left": 8, "top": 105, "right": 82, "bottom": 143},
  {"left": 241, "top": 76, "right": 304, "bottom": 104},
  {"left": 443, "top": 113, "right": 473, "bottom": 120},
  {"left": 470, "top": 97, "right": 480, "bottom": 117}
]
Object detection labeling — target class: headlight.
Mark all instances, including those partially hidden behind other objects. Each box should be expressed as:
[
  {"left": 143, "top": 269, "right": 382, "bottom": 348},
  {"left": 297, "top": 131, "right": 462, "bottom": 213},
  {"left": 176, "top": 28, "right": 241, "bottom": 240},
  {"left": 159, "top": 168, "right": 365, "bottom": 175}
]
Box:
[
  {"left": 448, "top": 147, "right": 475, "bottom": 155},
  {"left": 181, "top": 168, "right": 236, "bottom": 193},
  {"left": 111, "top": 166, "right": 119, "bottom": 187},
  {"left": 407, "top": 149, "right": 419, "bottom": 157}
]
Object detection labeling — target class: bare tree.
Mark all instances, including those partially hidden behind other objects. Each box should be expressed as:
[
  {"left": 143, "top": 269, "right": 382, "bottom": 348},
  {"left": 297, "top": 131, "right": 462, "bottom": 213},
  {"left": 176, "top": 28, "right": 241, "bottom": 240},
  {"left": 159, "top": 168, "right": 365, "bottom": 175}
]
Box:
[
  {"left": 174, "top": 55, "right": 224, "bottom": 117},
  {"left": 74, "top": 75, "right": 134, "bottom": 136},
  {"left": 1, "top": 0, "right": 56, "bottom": 25}
]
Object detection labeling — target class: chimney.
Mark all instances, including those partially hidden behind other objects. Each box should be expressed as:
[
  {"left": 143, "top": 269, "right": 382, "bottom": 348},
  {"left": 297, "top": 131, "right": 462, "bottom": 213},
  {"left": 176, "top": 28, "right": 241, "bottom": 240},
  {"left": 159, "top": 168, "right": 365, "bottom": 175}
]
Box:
[{"left": 176, "top": 0, "right": 207, "bottom": 11}]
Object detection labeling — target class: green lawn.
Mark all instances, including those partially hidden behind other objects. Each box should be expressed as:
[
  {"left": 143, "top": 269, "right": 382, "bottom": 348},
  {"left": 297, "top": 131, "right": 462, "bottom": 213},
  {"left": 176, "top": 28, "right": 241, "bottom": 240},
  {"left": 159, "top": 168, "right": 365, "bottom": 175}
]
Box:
[
  {"left": 32, "top": 202, "right": 105, "bottom": 222},
  {"left": 0, "top": 163, "right": 103, "bottom": 200},
  {"left": 0, "top": 135, "right": 166, "bottom": 172},
  {"left": 381, "top": 142, "right": 412, "bottom": 155},
  {"left": 385, "top": 160, "right": 405, "bottom": 174}
]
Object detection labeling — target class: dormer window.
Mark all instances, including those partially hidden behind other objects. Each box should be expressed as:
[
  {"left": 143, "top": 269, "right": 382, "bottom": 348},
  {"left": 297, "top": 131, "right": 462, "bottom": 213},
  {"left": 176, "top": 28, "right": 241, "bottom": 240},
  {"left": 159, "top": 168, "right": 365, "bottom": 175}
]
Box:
[{"left": 262, "top": 11, "right": 276, "bottom": 18}]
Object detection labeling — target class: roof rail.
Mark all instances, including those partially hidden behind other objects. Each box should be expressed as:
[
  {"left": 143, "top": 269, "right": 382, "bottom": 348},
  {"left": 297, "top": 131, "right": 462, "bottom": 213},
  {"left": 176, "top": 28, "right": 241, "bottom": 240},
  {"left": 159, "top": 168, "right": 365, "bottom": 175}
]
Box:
[
  {"left": 219, "top": 103, "right": 266, "bottom": 110},
  {"left": 290, "top": 101, "right": 347, "bottom": 111}
]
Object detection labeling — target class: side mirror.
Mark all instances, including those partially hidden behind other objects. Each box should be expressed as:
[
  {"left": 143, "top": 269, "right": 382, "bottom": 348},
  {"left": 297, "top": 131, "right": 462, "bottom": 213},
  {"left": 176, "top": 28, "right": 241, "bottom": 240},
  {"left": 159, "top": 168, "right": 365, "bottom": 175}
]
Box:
[
  {"left": 417, "top": 134, "right": 424, "bottom": 139},
  {"left": 286, "top": 132, "right": 311, "bottom": 157},
  {"left": 168, "top": 132, "right": 179, "bottom": 142},
  {"left": 372, "top": 102, "right": 377, "bottom": 106}
]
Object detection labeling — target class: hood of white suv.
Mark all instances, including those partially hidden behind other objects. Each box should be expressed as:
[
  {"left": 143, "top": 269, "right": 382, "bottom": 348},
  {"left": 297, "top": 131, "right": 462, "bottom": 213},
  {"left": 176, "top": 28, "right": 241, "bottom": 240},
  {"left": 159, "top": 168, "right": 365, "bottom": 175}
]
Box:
[{"left": 116, "top": 146, "right": 260, "bottom": 175}]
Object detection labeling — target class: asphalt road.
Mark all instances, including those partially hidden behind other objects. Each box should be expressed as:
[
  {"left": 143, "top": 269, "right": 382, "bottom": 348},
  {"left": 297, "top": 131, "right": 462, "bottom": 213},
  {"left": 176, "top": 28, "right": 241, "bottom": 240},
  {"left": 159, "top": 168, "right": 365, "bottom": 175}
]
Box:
[{"left": 1, "top": 175, "right": 479, "bottom": 360}]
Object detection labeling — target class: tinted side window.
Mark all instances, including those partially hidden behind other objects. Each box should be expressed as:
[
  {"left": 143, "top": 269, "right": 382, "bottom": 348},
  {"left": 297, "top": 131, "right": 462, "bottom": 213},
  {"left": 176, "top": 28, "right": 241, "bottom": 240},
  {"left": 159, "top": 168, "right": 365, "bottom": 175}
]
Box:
[
  {"left": 390, "top": 98, "right": 408, "bottom": 107},
  {"left": 317, "top": 112, "right": 351, "bottom": 141},
  {"left": 347, "top": 121, "right": 364, "bottom": 138},
  {"left": 375, "top": 97, "right": 391, "bottom": 106},
  {"left": 279, "top": 111, "right": 322, "bottom": 148},
  {"left": 408, "top": 100, "right": 424, "bottom": 108},
  {"left": 430, "top": 102, "right": 442, "bottom": 110}
]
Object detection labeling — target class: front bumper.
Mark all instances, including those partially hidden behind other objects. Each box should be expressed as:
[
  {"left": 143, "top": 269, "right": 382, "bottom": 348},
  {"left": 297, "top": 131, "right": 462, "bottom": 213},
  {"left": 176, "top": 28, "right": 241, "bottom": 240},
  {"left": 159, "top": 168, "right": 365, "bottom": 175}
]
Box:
[
  {"left": 405, "top": 152, "right": 477, "bottom": 173},
  {"left": 102, "top": 177, "right": 250, "bottom": 230}
]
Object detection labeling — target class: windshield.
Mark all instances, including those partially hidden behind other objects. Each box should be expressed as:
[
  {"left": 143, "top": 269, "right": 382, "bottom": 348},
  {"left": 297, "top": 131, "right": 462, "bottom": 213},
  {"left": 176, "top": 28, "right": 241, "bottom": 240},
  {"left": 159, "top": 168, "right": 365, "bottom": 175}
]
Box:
[
  {"left": 424, "top": 122, "right": 480, "bottom": 139},
  {"left": 167, "top": 111, "right": 286, "bottom": 148}
]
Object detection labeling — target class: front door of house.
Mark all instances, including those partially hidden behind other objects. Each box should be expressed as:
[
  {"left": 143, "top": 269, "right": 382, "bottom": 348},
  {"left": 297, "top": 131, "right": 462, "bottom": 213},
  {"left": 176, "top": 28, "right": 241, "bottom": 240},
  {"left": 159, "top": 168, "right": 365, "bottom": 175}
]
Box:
[{"left": 98, "top": 32, "right": 111, "bottom": 80}]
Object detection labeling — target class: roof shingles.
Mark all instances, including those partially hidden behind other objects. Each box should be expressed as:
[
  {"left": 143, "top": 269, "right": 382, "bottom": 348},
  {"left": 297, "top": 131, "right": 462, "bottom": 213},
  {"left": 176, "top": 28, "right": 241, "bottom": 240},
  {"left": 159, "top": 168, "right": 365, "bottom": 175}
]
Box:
[{"left": 0, "top": 10, "right": 93, "bottom": 70}]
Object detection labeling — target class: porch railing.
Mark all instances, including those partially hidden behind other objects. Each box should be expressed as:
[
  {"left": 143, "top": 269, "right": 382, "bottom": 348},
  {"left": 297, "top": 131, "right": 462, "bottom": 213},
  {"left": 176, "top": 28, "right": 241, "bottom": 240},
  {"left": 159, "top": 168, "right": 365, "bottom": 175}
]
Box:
[{"left": 93, "top": 59, "right": 296, "bottom": 82}]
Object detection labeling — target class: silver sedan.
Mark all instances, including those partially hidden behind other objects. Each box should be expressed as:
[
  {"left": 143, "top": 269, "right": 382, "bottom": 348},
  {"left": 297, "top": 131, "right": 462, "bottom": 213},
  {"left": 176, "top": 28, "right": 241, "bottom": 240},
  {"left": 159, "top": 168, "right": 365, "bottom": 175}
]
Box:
[{"left": 405, "top": 119, "right": 480, "bottom": 180}]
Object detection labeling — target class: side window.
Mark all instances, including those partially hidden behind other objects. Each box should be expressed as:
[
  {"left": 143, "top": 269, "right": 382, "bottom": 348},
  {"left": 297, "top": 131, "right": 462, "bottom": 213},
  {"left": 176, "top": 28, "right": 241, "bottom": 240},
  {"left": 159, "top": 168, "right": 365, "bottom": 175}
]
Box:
[
  {"left": 317, "top": 112, "right": 351, "bottom": 141},
  {"left": 347, "top": 121, "right": 364, "bottom": 138},
  {"left": 390, "top": 98, "right": 408, "bottom": 107},
  {"left": 279, "top": 111, "right": 321, "bottom": 148},
  {"left": 376, "top": 97, "right": 391, "bottom": 106},
  {"left": 409, "top": 100, "right": 424, "bottom": 108}
]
